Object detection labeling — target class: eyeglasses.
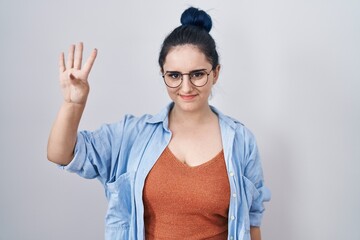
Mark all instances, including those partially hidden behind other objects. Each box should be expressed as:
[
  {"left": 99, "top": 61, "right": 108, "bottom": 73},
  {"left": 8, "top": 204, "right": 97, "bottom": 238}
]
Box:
[{"left": 162, "top": 69, "right": 213, "bottom": 88}]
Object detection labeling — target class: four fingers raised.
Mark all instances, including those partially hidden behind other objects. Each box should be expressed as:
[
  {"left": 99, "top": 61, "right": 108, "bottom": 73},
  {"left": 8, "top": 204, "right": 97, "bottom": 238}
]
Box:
[{"left": 60, "top": 42, "right": 97, "bottom": 75}]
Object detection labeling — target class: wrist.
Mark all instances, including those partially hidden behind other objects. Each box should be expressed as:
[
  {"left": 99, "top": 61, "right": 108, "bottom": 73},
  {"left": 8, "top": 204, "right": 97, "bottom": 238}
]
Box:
[
  {"left": 60, "top": 101, "right": 87, "bottom": 119},
  {"left": 62, "top": 100, "right": 86, "bottom": 109}
]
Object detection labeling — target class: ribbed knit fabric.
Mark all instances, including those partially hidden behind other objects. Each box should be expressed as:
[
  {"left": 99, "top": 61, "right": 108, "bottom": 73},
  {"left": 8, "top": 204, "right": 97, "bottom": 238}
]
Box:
[{"left": 143, "top": 147, "right": 230, "bottom": 240}]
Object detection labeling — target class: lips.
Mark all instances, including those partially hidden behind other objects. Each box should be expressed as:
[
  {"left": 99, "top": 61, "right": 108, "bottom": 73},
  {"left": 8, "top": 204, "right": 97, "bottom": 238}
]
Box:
[{"left": 179, "top": 94, "right": 197, "bottom": 101}]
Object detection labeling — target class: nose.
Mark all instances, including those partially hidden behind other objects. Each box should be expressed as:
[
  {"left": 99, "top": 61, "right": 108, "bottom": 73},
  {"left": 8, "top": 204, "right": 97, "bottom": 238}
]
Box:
[{"left": 180, "top": 75, "right": 193, "bottom": 93}]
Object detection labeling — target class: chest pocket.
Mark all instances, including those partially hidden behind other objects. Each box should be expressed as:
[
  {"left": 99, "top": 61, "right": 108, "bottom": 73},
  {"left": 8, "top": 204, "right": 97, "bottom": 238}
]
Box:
[{"left": 105, "top": 171, "right": 135, "bottom": 239}]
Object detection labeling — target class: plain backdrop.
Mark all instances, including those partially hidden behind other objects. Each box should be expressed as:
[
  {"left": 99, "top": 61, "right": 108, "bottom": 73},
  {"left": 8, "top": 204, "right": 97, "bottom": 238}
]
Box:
[{"left": 0, "top": 0, "right": 359, "bottom": 239}]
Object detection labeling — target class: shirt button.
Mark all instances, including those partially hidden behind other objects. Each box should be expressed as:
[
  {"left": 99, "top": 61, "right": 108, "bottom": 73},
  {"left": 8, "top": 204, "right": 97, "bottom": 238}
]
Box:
[
  {"left": 232, "top": 193, "right": 237, "bottom": 198},
  {"left": 229, "top": 171, "right": 234, "bottom": 177},
  {"left": 230, "top": 215, "right": 235, "bottom": 220},
  {"left": 230, "top": 237, "right": 234, "bottom": 240}
]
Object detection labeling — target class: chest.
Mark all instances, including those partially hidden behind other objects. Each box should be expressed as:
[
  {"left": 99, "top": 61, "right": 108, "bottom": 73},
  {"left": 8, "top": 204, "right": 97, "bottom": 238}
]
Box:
[{"left": 168, "top": 122, "right": 223, "bottom": 167}]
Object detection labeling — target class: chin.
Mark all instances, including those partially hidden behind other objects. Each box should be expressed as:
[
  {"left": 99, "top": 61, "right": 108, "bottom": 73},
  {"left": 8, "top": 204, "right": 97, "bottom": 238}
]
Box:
[{"left": 174, "top": 100, "right": 207, "bottom": 113}]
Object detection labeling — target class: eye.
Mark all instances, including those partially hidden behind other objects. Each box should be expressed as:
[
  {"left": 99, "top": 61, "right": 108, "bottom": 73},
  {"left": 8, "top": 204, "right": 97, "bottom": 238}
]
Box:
[
  {"left": 167, "top": 72, "right": 181, "bottom": 80},
  {"left": 190, "top": 71, "right": 205, "bottom": 79}
]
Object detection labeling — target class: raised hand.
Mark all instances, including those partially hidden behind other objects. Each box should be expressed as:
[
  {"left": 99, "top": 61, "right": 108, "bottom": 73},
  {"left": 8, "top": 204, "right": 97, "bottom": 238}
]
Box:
[{"left": 59, "top": 42, "right": 97, "bottom": 105}]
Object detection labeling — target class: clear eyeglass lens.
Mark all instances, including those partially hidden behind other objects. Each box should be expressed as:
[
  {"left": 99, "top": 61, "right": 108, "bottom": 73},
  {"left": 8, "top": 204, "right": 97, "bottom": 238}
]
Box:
[
  {"left": 168, "top": 73, "right": 181, "bottom": 80},
  {"left": 190, "top": 71, "right": 206, "bottom": 81},
  {"left": 165, "top": 73, "right": 181, "bottom": 87}
]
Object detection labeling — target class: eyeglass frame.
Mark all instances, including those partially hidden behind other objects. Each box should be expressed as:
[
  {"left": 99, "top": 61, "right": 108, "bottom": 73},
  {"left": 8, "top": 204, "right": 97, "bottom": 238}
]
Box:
[{"left": 162, "top": 69, "right": 213, "bottom": 88}]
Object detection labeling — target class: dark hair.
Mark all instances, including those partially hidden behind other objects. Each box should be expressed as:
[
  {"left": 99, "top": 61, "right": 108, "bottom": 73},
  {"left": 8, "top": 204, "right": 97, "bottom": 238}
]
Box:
[{"left": 158, "top": 7, "right": 219, "bottom": 71}]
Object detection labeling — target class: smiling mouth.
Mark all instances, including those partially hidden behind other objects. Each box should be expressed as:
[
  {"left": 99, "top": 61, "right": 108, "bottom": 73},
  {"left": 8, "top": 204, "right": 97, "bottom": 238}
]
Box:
[{"left": 179, "top": 94, "right": 197, "bottom": 100}]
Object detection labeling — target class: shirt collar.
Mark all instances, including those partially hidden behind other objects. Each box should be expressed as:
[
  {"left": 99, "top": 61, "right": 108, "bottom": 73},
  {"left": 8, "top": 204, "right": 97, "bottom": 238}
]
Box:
[
  {"left": 145, "top": 102, "right": 240, "bottom": 130},
  {"left": 145, "top": 102, "right": 173, "bottom": 125},
  {"left": 210, "top": 105, "right": 240, "bottom": 130}
]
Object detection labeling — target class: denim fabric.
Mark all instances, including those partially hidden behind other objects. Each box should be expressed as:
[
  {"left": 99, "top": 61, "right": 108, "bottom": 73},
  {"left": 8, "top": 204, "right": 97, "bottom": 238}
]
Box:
[{"left": 61, "top": 102, "right": 271, "bottom": 240}]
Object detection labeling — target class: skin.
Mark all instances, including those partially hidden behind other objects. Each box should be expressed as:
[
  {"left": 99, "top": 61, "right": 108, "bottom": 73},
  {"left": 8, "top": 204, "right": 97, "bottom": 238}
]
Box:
[
  {"left": 47, "top": 42, "right": 97, "bottom": 165},
  {"left": 251, "top": 227, "right": 261, "bottom": 240},
  {"left": 163, "top": 45, "right": 219, "bottom": 114},
  {"left": 47, "top": 42, "right": 261, "bottom": 240}
]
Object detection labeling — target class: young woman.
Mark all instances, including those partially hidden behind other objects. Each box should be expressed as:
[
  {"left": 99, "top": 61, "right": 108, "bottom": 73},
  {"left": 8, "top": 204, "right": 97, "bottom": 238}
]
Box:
[{"left": 47, "top": 7, "right": 270, "bottom": 240}]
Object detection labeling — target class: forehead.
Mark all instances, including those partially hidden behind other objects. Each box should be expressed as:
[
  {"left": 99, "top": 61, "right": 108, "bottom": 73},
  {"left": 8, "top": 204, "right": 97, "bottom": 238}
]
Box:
[{"left": 163, "top": 44, "right": 211, "bottom": 71}]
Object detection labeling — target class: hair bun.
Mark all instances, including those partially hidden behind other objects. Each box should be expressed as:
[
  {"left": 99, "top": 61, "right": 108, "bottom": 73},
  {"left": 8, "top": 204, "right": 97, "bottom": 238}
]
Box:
[{"left": 180, "top": 7, "right": 212, "bottom": 32}]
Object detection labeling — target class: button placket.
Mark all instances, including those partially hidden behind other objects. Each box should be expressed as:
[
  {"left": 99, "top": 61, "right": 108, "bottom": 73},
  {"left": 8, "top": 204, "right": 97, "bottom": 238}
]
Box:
[{"left": 228, "top": 169, "right": 237, "bottom": 240}]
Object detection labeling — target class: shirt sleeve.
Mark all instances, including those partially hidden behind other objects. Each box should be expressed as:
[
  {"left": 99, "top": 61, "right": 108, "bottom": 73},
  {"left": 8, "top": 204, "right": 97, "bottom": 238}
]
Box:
[
  {"left": 59, "top": 115, "right": 139, "bottom": 185},
  {"left": 242, "top": 128, "right": 271, "bottom": 227}
]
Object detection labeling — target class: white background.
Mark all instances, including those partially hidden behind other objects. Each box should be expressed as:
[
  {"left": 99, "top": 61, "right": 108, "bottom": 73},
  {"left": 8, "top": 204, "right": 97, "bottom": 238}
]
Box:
[{"left": 0, "top": 0, "right": 359, "bottom": 239}]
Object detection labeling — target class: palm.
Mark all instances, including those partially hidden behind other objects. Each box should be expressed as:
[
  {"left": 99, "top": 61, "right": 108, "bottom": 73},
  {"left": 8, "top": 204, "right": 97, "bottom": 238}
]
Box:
[{"left": 59, "top": 43, "right": 97, "bottom": 104}]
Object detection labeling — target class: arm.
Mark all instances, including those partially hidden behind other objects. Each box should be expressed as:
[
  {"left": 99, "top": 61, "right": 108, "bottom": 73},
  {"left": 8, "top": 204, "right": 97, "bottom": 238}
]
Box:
[
  {"left": 242, "top": 128, "right": 271, "bottom": 239},
  {"left": 250, "top": 226, "right": 261, "bottom": 240},
  {"left": 47, "top": 42, "right": 97, "bottom": 165}
]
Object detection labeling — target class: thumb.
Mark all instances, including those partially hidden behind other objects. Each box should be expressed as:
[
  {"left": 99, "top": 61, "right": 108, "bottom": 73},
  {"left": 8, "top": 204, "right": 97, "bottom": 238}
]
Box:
[
  {"left": 69, "top": 73, "right": 76, "bottom": 80},
  {"left": 68, "top": 73, "right": 82, "bottom": 86}
]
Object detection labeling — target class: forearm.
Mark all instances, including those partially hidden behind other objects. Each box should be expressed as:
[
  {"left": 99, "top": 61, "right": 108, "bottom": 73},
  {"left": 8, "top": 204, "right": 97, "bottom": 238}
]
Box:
[
  {"left": 250, "top": 226, "right": 261, "bottom": 240},
  {"left": 47, "top": 102, "right": 85, "bottom": 165}
]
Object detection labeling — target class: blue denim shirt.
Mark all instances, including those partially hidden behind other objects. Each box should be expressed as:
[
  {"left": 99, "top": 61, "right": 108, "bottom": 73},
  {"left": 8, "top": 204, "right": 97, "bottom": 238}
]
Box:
[{"left": 61, "top": 103, "right": 271, "bottom": 240}]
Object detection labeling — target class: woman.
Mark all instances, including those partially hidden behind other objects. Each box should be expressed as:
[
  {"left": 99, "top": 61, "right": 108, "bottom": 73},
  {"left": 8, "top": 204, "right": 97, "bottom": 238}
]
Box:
[{"left": 47, "top": 7, "right": 270, "bottom": 240}]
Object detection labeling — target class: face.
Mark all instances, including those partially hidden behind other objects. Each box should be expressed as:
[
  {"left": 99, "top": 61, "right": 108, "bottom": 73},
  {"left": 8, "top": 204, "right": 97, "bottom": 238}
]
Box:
[{"left": 162, "top": 44, "right": 220, "bottom": 113}]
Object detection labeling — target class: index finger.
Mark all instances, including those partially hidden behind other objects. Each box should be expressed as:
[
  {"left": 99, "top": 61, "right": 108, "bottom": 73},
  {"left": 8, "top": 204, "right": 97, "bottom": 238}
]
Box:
[{"left": 82, "top": 48, "right": 98, "bottom": 75}]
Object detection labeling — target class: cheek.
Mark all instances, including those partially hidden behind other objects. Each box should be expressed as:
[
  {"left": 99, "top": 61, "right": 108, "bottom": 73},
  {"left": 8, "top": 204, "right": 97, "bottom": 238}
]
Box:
[
  {"left": 166, "top": 87, "right": 177, "bottom": 97},
  {"left": 203, "top": 84, "right": 214, "bottom": 95}
]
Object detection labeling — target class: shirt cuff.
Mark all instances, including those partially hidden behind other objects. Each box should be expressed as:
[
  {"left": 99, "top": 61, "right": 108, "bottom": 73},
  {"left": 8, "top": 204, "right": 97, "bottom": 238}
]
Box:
[{"left": 58, "top": 133, "right": 86, "bottom": 173}]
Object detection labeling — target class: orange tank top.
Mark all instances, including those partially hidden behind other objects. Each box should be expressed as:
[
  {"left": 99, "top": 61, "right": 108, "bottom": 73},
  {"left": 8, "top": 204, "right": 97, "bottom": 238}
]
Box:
[{"left": 143, "top": 147, "right": 230, "bottom": 239}]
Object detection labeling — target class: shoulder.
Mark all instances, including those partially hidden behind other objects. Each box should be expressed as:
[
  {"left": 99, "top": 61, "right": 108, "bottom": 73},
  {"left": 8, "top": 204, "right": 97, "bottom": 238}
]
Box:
[
  {"left": 95, "top": 104, "right": 172, "bottom": 136},
  {"left": 212, "top": 106, "right": 246, "bottom": 131},
  {"left": 213, "top": 107, "right": 257, "bottom": 144},
  {"left": 91, "top": 113, "right": 156, "bottom": 138}
]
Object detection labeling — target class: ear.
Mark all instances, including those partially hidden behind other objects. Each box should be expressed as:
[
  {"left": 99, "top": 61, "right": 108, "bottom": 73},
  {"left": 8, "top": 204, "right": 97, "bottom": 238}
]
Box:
[{"left": 212, "top": 64, "right": 221, "bottom": 85}]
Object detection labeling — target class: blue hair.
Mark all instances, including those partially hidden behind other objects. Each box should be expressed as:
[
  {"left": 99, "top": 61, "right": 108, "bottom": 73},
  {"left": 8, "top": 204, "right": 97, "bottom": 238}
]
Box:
[
  {"left": 180, "top": 7, "right": 212, "bottom": 33},
  {"left": 159, "top": 7, "right": 219, "bottom": 71}
]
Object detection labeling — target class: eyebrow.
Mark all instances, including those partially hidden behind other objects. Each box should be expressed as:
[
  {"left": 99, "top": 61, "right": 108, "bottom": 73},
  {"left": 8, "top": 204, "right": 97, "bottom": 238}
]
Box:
[{"left": 165, "top": 68, "right": 207, "bottom": 73}]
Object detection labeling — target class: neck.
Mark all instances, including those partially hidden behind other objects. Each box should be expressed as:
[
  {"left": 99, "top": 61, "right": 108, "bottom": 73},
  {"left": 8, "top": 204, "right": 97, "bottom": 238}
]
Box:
[{"left": 169, "top": 104, "right": 216, "bottom": 127}]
